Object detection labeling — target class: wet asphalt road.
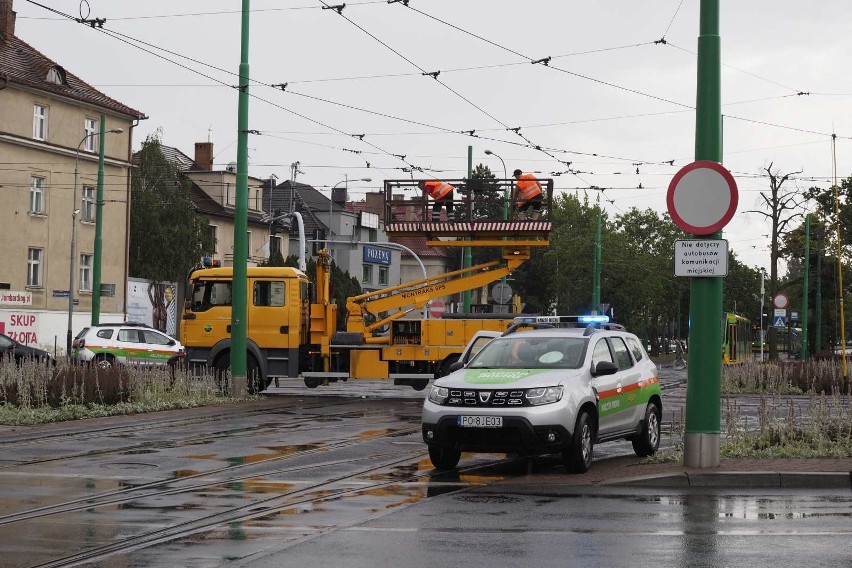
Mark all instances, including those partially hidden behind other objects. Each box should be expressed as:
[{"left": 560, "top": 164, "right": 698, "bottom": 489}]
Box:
[{"left": 0, "top": 367, "right": 849, "bottom": 567}]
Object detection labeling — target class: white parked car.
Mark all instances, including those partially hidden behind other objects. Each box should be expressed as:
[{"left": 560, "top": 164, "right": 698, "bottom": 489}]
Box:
[{"left": 72, "top": 322, "right": 184, "bottom": 369}]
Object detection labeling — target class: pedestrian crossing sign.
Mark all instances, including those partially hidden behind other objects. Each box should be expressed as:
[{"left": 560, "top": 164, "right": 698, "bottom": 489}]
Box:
[{"left": 773, "top": 316, "right": 786, "bottom": 327}]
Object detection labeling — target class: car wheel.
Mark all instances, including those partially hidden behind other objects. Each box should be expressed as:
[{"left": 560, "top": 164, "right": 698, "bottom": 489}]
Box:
[
  {"left": 563, "top": 411, "right": 594, "bottom": 474},
  {"left": 411, "top": 379, "right": 429, "bottom": 391},
  {"left": 428, "top": 445, "right": 461, "bottom": 471},
  {"left": 304, "top": 376, "right": 320, "bottom": 388},
  {"left": 632, "top": 402, "right": 661, "bottom": 457},
  {"left": 95, "top": 354, "right": 116, "bottom": 370}
]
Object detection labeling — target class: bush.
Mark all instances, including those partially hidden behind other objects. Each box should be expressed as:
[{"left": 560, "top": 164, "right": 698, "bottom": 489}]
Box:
[{"left": 0, "top": 358, "right": 248, "bottom": 425}]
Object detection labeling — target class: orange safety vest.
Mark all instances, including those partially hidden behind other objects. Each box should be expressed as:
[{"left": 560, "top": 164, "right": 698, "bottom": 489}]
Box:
[
  {"left": 515, "top": 173, "right": 542, "bottom": 204},
  {"left": 423, "top": 181, "right": 454, "bottom": 200}
]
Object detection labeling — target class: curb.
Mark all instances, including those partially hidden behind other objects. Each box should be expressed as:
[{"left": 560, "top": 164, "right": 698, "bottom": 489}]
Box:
[{"left": 603, "top": 471, "right": 852, "bottom": 489}]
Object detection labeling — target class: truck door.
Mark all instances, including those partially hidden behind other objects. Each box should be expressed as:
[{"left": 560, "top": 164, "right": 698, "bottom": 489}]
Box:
[{"left": 248, "top": 278, "right": 293, "bottom": 351}]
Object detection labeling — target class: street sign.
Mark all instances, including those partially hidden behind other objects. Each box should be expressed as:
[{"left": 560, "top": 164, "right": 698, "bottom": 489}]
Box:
[
  {"left": 491, "top": 282, "right": 513, "bottom": 304},
  {"left": 666, "top": 161, "right": 739, "bottom": 235},
  {"left": 773, "top": 315, "right": 786, "bottom": 328},
  {"left": 773, "top": 293, "right": 788, "bottom": 309},
  {"left": 673, "top": 239, "right": 728, "bottom": 277},
  {"left": 429, "top": 300, "right": 445, "bottom": 319}
]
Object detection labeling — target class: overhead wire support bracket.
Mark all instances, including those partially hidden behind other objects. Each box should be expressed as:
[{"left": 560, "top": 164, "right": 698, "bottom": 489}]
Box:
[
  {"left": 322, "top": 4, "right": 346, "bottom": 14},
  {"left": 271, "top": 83, "right": 288, "bottom": 91},
  {"left": 423, "top": 70, "right": 440, "bottom": 79},
  {"left": 77, "top": 17, "right": 106, "bottom": 28},
  {"left": 654, "top": 37, "right": 667, "bottom": 45},
  {"left": 351, "top": 133, "right": 366, "bottom": 140},
  {"left": 531, "top": 56, "right": 551, "bottom": 66},
  {"left": 387, "top": 0, "right": 409, "bottom": 4}
]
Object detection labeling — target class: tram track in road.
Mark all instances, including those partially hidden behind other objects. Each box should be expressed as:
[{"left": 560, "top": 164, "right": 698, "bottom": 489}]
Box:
[
  {"left": 0, "top": 397, "right": 421, "bottom": 470},
  {"left": 25, "top": 439, "right": 515, "bottom": 568}
]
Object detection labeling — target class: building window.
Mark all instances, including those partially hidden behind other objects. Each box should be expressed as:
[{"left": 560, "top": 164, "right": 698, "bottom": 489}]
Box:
[
  {"left": 254, "top": 188, "right": 262, "bottom": 211},
  {"left": 33, "top": 104, "right": 48, "bottom": 140},
  {"left": 368, "top": 228, "right": 377, "bottom": 242},
  {"left": 82, "top": 186, "right": 95, "bottom": 221},
  {"left": 30, "top": 176, "right": 45, "bottom": 214},
  {"left": 247, "top": 231, "right": 252, "bottom": 257},
  {"left": 27, "top": 248, "right": 43, "bottom": 287},
  {"left": 361, "top": 264, "right": 373, "bottom": 284},
  {"left": 208, "top": 225, "right": 218, "bottom": 256},
  {"left": 79, "top": 254, "right": 93, "bottom": 292},
  {"left": 83, "top": 118, "right": 98, "bottom": 152},
  {"left": 271, "top": 235, "right": 283, "bottom": 256},
  {"left": 378, "top": 266, "right": 389, "bottom": 286}
]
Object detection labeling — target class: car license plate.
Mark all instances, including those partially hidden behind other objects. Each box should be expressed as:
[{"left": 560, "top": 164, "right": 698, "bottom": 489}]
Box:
[{"left": 458, "top": 415, "right": 502, "bottom": 428}]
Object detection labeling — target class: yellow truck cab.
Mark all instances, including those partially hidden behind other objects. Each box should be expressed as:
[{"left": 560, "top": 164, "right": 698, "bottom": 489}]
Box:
[{"left": 182, "top": 263, "right": 311, "bottom": 391}]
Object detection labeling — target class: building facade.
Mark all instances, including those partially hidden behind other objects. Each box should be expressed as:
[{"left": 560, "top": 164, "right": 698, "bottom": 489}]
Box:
[{"left": 0, "top": 0, "right": 145, "bottom": 352}]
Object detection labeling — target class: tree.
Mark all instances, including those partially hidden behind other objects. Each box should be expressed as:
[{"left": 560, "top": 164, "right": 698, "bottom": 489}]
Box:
[
  {"left": 129, "top": 134, "right": 214, "bottom": 283},
  {"left": 744, "top": 163, "right": 806, "bottom": 359}
]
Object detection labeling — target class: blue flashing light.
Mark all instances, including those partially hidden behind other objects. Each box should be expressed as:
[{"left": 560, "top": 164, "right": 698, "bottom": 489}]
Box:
[
  {"left": 579, "top": 315, "right": 609, "bottom": 324},
  {"left": 202, "top": 257, "right": 221, "bottom": 268}
]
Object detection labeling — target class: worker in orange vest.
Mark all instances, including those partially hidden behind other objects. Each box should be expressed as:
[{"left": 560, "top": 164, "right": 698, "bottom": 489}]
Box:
[
  {"left": 419, "top": 180, "right": 455, "bottom": 222},
  {"left": 512, "top": 169, "right": 543, "bottom": 220}
]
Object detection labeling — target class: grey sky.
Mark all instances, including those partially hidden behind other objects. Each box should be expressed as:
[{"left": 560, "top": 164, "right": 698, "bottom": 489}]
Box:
[{"left": 15, "top": 1, "right": 852, "bottom": 274}]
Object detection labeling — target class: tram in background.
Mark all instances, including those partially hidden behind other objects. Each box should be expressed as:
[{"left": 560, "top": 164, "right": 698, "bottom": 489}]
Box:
[{"left": 723, "top": 312, "right": 752, "bottom": 364}]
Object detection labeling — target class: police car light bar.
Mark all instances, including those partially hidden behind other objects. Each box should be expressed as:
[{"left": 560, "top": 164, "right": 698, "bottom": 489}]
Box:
[{"left": 512, "top": 315, "right": 610, "bottom": 325}]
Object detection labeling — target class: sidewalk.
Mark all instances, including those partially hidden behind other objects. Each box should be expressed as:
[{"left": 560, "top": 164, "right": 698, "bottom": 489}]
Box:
[{"left": 551, "top": 455, "right": 852, "bottom": 489}]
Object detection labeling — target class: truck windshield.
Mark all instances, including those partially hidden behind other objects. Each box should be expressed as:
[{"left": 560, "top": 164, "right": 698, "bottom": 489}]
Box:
[
  {"left": 469, "top": 336, "right": 587, "bottom": 369},
  {"left": 191, "top": 280, "right": 232, "bottom": 312}
]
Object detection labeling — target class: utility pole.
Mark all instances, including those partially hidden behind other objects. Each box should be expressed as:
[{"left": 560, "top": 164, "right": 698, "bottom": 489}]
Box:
[
  {"left": 802, "top": 215, "right": 810, "bottom": 360},
  {"left": 683, "top": 0, "right": 723, "bottom": 468},
  {"left": 462, "top": 145, "right": 472, "bottom": 313},
  {"left": 230, "top": 0, "right": 251, "bottom": 394},
  {"left": 91, "top": 114, "right": 106, "bottom": 324},
  {"left": 592, "top": 208, "right": 601, "bottom": 313}
]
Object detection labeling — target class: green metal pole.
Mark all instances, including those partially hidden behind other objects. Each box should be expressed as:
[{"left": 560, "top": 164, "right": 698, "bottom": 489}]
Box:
[
  {"left": 816, "top": 251, "right": 822, "bottom": 351},
  {"left": 684, "top": 0, "right": 723, "bottom": 468},
  {"left": 231, "top": 0, "right": 251, "bottom": 391},
  {"left": 462, "top": 146, "right": 472, "bottom": 313},
  {"left": 91, "top": 114, "right": 107, "bottom": 325},
  {"left": 801, "top": 215, "right": 810, "bottom": 360},
  {"left": 592, "top": 208, "right": 601, "bottom": 313}
]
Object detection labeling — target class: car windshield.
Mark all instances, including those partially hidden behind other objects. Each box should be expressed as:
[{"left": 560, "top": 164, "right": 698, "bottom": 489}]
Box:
[{"left": 469, "top": 335, "right": 587, "bottom": 369}]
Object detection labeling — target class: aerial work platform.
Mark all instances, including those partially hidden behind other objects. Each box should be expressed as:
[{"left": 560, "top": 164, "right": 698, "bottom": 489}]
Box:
[
  {"left": 386, "top": 220, "right": 552, "bottom": 244},
  {"left": 382, "top": 178, "right": 554, "bottom": 243}
]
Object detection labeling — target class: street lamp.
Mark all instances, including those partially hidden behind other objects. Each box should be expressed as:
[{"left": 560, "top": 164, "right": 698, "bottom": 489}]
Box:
[
  {"left": 66, "top": 127, "right": 123, "bottom": 356},
  {"left": 484, "top": 149, "right": 508, "bottom": 221},
  {"left": 328, "top": 176, "right": 371, "bottom": 254}
]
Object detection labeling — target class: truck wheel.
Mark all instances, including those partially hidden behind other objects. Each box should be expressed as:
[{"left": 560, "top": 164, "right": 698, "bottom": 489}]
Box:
[
  {"left": 304, "top": 376, "right": 320, "bottom": 388},
  {"left": 213, "top": 353, "right": 231, "bottom": 394},
  {"left": 246, "top": 356, "right": 269, "bottom": 395},
  {"left": 563, "top": 411, "right": 594, "bottom": 474},
  {"left": 429, "top": 446, "right": 461, "bottom": 471},
  {"left": 411, "top": 380, "right": 429, "bottom": 391},
  {"left": 632, "top": 402, "right": 661, "bottom": 457}
]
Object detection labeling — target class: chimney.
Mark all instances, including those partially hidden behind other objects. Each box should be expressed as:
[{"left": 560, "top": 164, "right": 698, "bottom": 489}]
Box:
[
  {"left": 194, "top": 142, "right": 213, "bottom": 171},
  {"left": 0, "top": 0, "right": 16, "bottom": 44}
]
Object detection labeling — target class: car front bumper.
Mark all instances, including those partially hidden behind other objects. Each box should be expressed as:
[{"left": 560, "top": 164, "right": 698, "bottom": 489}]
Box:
[{"left": 422, "top": 414, "right": 572, "bottom": 455}]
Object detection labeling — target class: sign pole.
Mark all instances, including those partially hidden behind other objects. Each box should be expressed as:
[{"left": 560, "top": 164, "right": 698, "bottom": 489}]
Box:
[{"left": 684, "top": 0, "right": 723, "bottom": 468}]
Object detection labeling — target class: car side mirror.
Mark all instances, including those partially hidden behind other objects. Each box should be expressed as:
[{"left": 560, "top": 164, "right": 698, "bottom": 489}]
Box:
[
  {"left": 448, "top": 361, "right": 464, "bottom": 373},
  {"left": 168, "top": 339, "right": 176, "bottom": 346},
  {"left": 593, "top": 360, "right": 618, "bottom": 376}
]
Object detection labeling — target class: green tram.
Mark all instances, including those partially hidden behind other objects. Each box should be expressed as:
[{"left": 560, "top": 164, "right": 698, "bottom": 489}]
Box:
[{"left": 723, "top": 312, "right": 752, "bottom": 364}]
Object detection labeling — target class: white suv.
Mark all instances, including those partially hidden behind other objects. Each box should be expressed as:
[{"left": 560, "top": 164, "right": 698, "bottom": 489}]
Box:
[
  {"left": 72, "top": 323, "right": 184, "bottom": 369},
  {"left": 422, "top": 316, "right": 662, "bottom": 473}
]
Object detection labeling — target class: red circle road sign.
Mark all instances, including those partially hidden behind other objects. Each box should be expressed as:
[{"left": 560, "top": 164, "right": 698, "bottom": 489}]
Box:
[
  {"left": 773, "top": 294, "right": 788, "bottom": 309},
  {"left": 667, "top": 160, "right": 738, "bottom": 235},
  {"left": 429, "top": 300, "right": 445, "bottom": 318}
]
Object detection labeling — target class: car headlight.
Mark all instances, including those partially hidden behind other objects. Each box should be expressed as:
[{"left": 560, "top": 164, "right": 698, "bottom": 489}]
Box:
[
  {"left": 525, "top": 386, "right": 563, "bottom": 406},
  {"left": 428, "top": 385, "right": 449, "bottom": 405}
]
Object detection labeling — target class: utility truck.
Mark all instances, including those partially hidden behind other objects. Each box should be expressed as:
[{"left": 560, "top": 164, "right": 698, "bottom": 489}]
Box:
[{"left": 181, "top": 178, "right": 553, "bottom": 391}]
